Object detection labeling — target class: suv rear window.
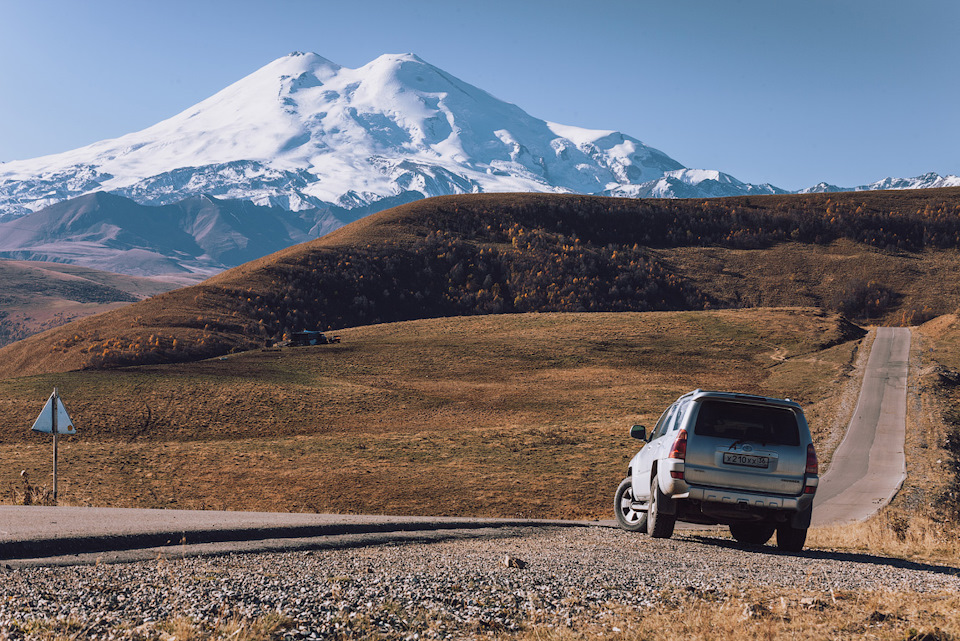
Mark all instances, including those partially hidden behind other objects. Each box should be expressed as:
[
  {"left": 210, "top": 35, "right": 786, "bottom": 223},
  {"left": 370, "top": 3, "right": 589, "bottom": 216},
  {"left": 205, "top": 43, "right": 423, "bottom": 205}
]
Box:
[{"left": 692, "top": 400, "right": 800, "bottom": 446}]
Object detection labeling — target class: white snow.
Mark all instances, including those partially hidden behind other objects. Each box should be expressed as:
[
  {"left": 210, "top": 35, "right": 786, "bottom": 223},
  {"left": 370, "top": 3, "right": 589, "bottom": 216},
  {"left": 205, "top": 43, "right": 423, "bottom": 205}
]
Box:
[
  {"left": 0, "top": 50, "right": 951, "bottom": 221},
  {"left": 0, "top": 51, "right": 695, "bottom": 217},
  {"left": 545, "top": 122, "right": 616, "bottom": 146}
]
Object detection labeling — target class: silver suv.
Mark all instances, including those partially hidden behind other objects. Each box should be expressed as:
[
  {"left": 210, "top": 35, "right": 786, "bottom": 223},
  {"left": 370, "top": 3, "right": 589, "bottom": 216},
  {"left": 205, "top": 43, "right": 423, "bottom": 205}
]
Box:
[{"left": 614, "top": 389, "right": 819, "bottom": 551}]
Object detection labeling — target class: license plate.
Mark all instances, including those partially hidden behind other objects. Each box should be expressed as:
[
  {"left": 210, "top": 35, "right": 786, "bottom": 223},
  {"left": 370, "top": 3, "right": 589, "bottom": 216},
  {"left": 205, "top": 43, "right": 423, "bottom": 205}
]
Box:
[{"left": 723, "top": 452, "right": 770, "bottom": 468}]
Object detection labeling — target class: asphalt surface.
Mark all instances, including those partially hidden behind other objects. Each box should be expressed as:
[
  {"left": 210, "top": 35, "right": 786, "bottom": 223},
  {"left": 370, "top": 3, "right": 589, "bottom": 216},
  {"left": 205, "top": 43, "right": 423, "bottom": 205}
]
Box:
[
  {"left": 0, "top": 507, "right": 593, "bottom": 565},
  {"left": 0, "top": 327, "right": 910, "bottom": 563},
  {"left": 811, "top": 327, "right": 910, "bottom": 526}
]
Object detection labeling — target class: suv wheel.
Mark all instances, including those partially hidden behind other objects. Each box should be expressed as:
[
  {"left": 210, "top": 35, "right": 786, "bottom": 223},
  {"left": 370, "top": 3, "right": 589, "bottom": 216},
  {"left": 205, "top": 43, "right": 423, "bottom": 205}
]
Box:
[
  {"left": 729, "top": 522, "right": 775, "bottom": 546},
  {"left": 647, "top": 475, "right": 676, "bottom": 539},
  {"left": 776, "top": 523, "right": 808, "bottom": 552},
  {"left": 614, "top": 477, "right": 647, "bottom": 533}
]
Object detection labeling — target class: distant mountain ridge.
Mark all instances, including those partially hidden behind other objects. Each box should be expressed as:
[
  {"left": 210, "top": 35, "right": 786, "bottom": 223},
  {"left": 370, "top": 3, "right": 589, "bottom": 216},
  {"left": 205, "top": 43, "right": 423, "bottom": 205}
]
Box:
[
  {"left": 0, "top": 192, "right": 344, "bottom": 276},
  {"left": 798, "top": 171, "right": 960, "bottom": 194},
  {"left": 0, "top": 258, "right": 180, "bottom": 347}
]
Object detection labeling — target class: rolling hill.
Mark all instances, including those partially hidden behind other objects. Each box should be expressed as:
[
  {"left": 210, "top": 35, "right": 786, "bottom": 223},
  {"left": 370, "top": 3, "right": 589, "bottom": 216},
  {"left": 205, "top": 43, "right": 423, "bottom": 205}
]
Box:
[
  {"left": 2, "top": 188, "right": 960, "bottom": 379},
  {"left": 0, "top": 259, "right": 184, "bottom": 348},
  {"left": 0, "top": 309, "right": 866, "bottom": 517}
]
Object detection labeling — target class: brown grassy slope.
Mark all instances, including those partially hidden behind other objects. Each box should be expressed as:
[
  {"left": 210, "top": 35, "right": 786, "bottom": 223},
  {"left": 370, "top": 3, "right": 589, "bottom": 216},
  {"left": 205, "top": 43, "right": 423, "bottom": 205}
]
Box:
[
  {"left": 908, "top": 314, "right": 960, "bottom": 520},
  {"left": 0, "top": 260, "right": 184, "bottom": 346},
  {"left": 657, "top": 239, "right": 960, "bottom": 324},
  {"left": 0, "top": 202, "right": 429, "bottom": 377},
  {"left": 0, "top": 309, "right": 862, "bottom": 517},
  {"left": 2, "top": 188, "right": 960, "bottom": 379}
]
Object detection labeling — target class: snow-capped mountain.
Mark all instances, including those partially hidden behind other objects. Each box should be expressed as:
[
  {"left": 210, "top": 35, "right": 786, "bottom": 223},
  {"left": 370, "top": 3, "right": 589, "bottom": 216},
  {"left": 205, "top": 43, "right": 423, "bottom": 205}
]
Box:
[
  {"left": 798, "top": 171, "right": 960, "bottom": 194},
  {"left": 0, "top": 51, "right": 763, "bottom": 221},
  {"left": 0, "top": 52, "right": 956, "bottom": 277},
  {"left": 604, "top": 169, "right": 787, "bottom": 199}
]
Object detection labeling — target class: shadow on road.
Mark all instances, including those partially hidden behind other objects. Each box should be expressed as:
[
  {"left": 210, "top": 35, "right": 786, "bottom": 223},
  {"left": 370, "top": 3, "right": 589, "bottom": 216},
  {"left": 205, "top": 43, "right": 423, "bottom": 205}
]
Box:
[{"left": 684, "top": 534, "right": 960, "bottom": 579}]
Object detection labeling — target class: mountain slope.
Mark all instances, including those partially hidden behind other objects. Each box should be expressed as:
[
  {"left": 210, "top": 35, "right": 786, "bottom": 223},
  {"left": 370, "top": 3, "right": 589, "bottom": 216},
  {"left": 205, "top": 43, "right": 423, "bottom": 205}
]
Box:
[
  {"left": 605, "top": 168, "right": 787, "bottom": 199},
  {"left": 0, "top": 191, "right": 344, "bottom": 275},
  {"left": 1, "top": 51, "right": 954, "bottom": 278},
  {"left": 0, "top": 52, "right": 767, "bottom": 220},
  {"left": 0, "top": 259, "right": 182, "bottom": 346},
  {"left": 2, "top": 188, "right": 960, "bottom": 379}
]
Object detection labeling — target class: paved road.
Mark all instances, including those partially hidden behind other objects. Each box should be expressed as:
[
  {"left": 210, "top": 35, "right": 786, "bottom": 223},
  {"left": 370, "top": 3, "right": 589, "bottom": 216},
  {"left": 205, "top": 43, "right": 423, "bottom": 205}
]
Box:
[
  {"left": 811, "top": 327, "right": 910, "bottom": 526},
  {"left": 0, "top": 505, "right": 592, "bottom": 565}
]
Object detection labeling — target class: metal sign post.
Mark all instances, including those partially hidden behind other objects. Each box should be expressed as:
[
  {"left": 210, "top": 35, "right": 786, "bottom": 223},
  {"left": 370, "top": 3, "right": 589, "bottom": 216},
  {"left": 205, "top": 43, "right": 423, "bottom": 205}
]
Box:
[
  {"left": 52, "top": 387, "right": 59, "bottom": 503},
  {"left": 31, "top": 388, "right": 76, "bottom": 504}
]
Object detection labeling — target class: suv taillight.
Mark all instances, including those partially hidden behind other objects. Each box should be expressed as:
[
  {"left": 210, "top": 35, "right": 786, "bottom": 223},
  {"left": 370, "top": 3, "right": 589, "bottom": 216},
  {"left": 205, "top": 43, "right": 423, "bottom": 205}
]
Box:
[
  {"left": 805, "top": 443, "right": 819, "bottom": 475},
  {"left": 668, "top": 430, "right": 688, "bottom": 460}
]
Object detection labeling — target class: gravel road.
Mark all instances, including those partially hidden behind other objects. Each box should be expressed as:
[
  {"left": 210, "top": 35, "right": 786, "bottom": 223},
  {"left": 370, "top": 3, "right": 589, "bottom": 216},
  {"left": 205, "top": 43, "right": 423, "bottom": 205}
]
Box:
[{"left": 2, "top": 526, "right": 957, "bottom": 639}]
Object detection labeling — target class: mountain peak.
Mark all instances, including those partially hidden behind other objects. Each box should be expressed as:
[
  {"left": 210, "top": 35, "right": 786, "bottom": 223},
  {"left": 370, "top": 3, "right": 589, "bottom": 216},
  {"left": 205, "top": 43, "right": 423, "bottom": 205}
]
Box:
[
  {"left": 265, "top": 51, "right": 342, "bottom": 83},
  {"left": 369, "top": 52, "right": 428, "bottom": 65},
  {"left": 0, "top": 52, "right": 784, "bottom": 220},
  {"left": 281, "top": 50, "right": 341, "bottom": 67},
  {"left": 352, "top": 52, "right": 470, "bottom": 99}
]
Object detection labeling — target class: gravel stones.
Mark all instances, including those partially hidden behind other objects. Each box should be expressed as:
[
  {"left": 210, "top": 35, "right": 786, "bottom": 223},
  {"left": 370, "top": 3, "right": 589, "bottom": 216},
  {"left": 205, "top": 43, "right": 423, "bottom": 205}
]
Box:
[{"left": 0, "top": 526, "right": 957, "bottom": 639}]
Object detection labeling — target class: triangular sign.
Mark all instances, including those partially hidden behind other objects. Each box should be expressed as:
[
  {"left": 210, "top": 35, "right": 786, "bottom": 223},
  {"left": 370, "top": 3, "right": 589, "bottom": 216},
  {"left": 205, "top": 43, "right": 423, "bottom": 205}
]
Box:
[{"left": 31, "top": 392, "right": 76, "bottom": 435}]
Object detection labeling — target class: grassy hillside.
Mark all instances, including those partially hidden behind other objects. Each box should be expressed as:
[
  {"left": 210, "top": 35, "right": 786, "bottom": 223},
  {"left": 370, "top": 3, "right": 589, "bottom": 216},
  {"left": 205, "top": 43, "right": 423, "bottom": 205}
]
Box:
[
  {"left": 0, "top": 260, "right": 185, "bottom": 347},
  {"left": 2, "top": 188, "right": 960, "bottom": 378},
  {"left": 909, "top": 314, "right": 960, "bottom": 521},
  {"left": 657, "top": 239, "right": 960, "bottom": 325},
  {"left": 1, "top": 309, "right": 863, "bottom": 517}
]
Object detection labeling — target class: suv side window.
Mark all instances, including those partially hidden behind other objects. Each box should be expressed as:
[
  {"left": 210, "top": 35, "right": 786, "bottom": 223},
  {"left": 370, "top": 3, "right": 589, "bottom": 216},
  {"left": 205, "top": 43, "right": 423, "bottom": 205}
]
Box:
[
  {"left": 651, "top": 403, "right": 677, "bottom": 441},
  {"left": 669, "top": 400, "right": 691, "bottom": 431}
]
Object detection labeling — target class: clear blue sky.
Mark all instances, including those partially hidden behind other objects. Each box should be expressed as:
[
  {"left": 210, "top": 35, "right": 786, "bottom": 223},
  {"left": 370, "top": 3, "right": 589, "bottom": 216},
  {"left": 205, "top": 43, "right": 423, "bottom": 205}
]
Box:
[{"left": 1, "top": 0, "right": 957, "bottom": 191}]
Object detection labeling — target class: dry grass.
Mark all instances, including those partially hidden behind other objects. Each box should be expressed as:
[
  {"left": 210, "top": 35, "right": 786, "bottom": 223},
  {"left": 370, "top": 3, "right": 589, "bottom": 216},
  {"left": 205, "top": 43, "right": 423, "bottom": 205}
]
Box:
[
  {"left": 515, "top": 588, "right": 960, "bottom": 641},
  {"left": 9, "top": 469, "right": 56, "bottom": 506},
  {"left": 5, "top": 611, "right": 293, "bottom": 641},
  {"left": 0, "top": 309, "right": 863, "bottom": 518},
  {"left": 809, "top": 510, "right": 960, "bottom": 564}
]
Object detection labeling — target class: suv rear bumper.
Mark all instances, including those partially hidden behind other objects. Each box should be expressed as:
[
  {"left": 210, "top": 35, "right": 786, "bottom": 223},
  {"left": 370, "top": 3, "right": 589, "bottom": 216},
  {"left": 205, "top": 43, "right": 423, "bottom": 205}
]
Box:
[{"left": 685, "top": 484, "right": 815, "bottom": 512}]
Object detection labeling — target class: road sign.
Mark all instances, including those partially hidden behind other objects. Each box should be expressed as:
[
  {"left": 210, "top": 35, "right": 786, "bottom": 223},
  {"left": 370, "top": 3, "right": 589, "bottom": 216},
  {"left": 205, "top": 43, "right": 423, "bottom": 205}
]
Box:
[
  {"left": 31, "top": 391, "right": 76, "bottom": 435},
  {"left": 30, "top": 388, "right": 75, "bottom": 504}
]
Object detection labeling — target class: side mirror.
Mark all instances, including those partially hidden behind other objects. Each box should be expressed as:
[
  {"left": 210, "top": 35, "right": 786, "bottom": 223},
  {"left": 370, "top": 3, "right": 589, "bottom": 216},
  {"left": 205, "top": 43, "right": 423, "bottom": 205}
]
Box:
[{"left": 630, "top": 424, "right": 647, "bottom": 441}]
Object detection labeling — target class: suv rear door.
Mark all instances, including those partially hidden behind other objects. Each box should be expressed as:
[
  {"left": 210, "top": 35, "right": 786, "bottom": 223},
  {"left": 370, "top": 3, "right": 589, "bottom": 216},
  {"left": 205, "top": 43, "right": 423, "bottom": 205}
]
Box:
[{"left": 683, "top": 399, "right": 807, "bottom": 495}]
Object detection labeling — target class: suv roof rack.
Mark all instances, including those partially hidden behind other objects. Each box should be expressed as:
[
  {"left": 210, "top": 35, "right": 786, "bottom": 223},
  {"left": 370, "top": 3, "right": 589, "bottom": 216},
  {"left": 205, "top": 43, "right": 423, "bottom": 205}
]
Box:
[{"left": 688, "top": 389, "right": 802, "bottom": 409}]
